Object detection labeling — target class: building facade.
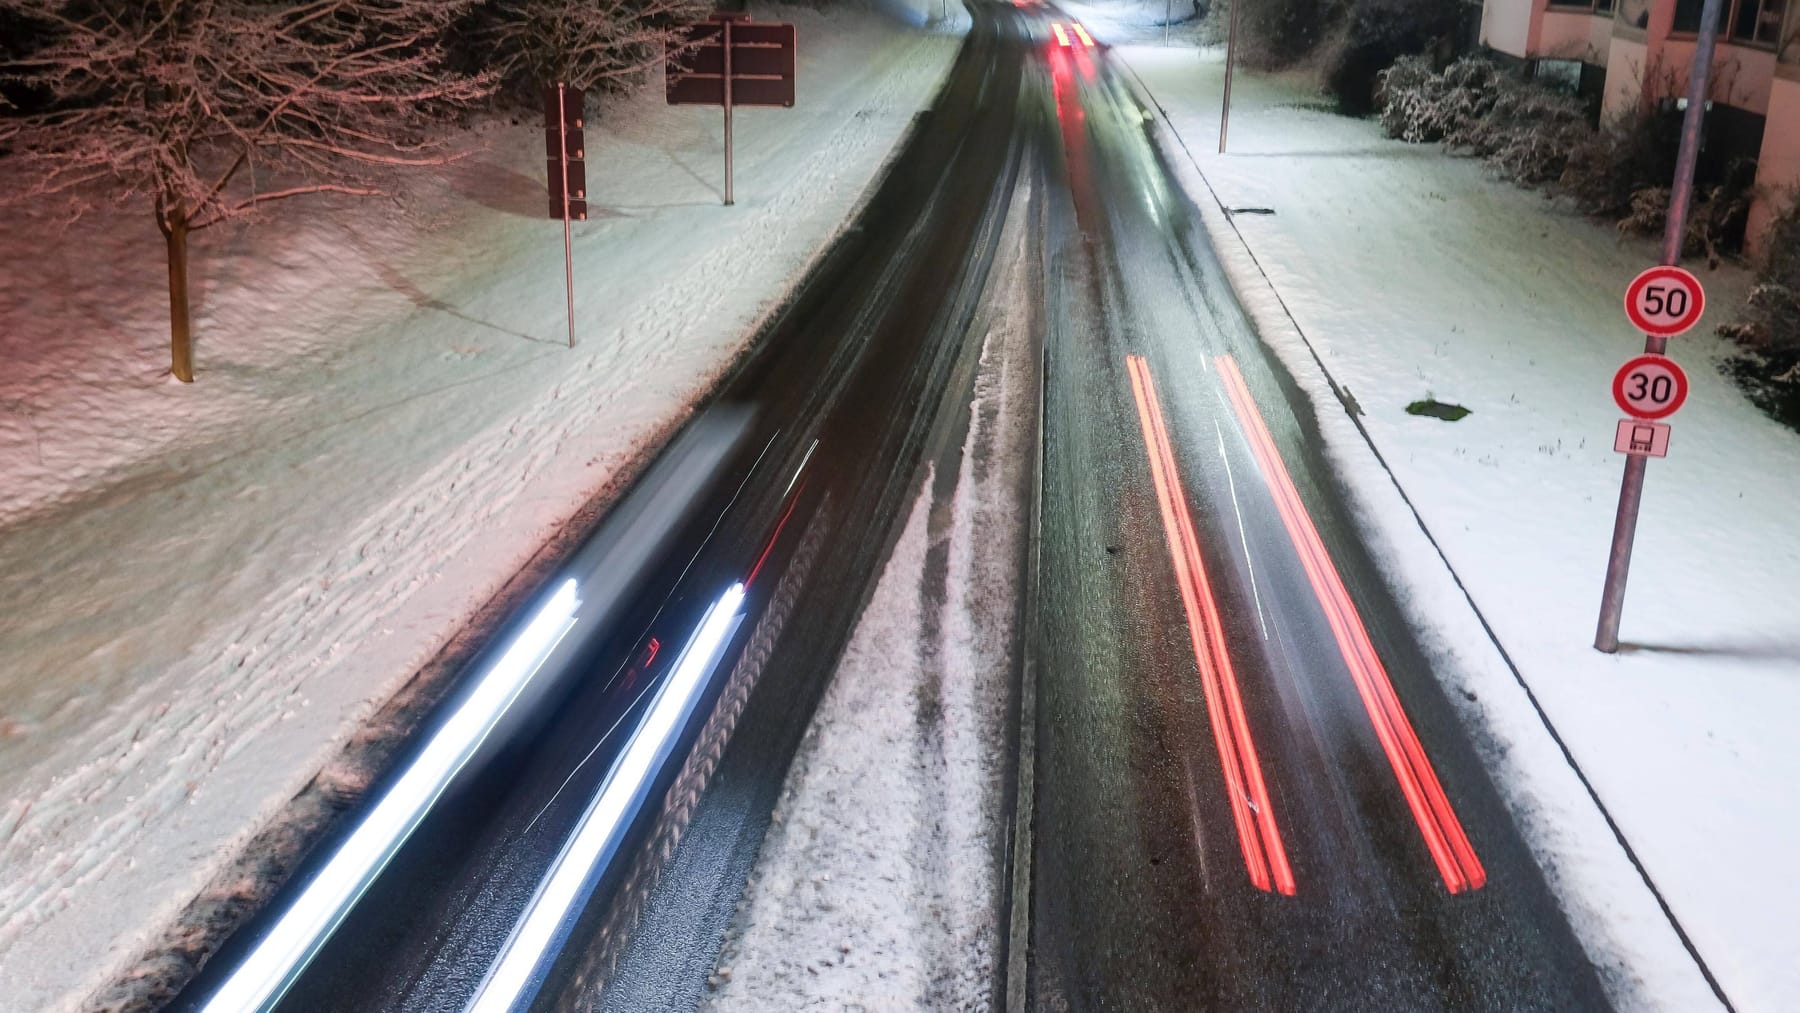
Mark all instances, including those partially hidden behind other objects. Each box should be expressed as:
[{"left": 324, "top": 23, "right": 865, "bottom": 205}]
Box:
[{"left": 1480, "top": 0, "right": 1799, "bottom": 255}]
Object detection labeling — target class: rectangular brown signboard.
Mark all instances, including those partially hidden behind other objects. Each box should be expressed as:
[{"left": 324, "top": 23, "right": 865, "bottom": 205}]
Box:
[
  {"left": 544, "top": 160, "right": 586, "bottom": 221},
  {"left": 543, "top": 84, "right": 587, "bottom": 220},
  {"left": 666, "top": 22, "right": 796, "bottom": 108}
]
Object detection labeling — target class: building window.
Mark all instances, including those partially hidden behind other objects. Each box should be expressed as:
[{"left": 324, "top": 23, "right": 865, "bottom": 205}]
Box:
[
  {"left": 1546, "top": 0, "right": 1614, "bottom": 12},
  {"left": 1732, "top": 0, "right": 1786, "bottom": 42},
  {"left": 1673, "top": 0, "right": 1785, "bottom": 44}
]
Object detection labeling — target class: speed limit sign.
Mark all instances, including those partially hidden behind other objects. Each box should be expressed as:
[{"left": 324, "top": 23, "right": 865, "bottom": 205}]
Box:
[
  {"left": 1612, "top": 354, "right": 1688, "bottom": 420},
  {"left": 1624, "top": 266, "right": 1705, "bottom": 337}
]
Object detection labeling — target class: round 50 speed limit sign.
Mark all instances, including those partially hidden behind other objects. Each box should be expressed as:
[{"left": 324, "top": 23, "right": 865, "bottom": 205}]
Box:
[
  {"left": 1613, "top": 354, "right": 1688, "bottom": 420},
  {"left": 1624, "top": 266, "right": 1705, "bottom": 337}
]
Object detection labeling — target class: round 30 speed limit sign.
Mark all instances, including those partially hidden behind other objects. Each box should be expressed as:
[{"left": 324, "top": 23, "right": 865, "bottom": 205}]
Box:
[
  {"left": 1613, "top": 354, "right": 1688, "bottom": 420},
  {"left": 1624, "top": 266, "right": 1705, "bottom": 337}
]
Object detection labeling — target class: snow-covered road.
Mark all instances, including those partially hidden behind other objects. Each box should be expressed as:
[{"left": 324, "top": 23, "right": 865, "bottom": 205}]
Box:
[{"left": 701, "top": 172, "right": 1035, "bottom": 1012}]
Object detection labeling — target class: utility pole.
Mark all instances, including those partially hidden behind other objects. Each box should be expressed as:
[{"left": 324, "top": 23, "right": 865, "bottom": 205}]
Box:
[
  {"left": 1219, "top": 0, "right": 1239, "bottom": 153},
  {"left": 1594, "top": 0, "right": 1724, "bottom": 652}
]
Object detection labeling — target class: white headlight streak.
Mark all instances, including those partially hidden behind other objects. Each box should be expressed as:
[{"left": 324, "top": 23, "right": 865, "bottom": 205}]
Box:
[
  {"left": 201, "top": 579, "right": 582, "bottom": 1013},
  {"left": 468, "top": 582, "right": 748, "bottom": 1013}
]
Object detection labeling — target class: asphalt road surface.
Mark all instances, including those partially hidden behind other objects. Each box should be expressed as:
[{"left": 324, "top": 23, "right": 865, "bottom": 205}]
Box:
[
  {"left": 1022, "top": 11, "right": 1612, "bottom": 1013},
  {"left": 170, "top": 4, "right": 1613, "bottom": 1011}
]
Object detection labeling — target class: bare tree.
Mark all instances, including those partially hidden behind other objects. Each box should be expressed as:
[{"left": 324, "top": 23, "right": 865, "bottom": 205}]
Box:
[
  {"left": 0, "top": 0, "right": 494, "bottom": 382},
  {"left": 477, "top": 0, "right": 711, "bottom": 104}
]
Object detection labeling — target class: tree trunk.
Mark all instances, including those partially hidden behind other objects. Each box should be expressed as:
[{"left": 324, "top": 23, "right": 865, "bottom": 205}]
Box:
[{"left": 164, "top": 208, "right": 194, "bottom": 383}]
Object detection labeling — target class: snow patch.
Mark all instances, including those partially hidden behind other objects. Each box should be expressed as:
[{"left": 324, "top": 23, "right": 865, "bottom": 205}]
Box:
[{"left": 702, "top": 186, "right": 1035, "bottom": 1010}]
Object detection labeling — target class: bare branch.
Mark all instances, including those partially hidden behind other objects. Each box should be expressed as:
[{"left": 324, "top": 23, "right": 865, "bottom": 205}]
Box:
[{"left": 0, "top": 0, "right": 494, "bottom": 225}]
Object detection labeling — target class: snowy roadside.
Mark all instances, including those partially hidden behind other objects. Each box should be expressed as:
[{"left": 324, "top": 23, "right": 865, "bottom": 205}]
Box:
[
  {"left": 700, "top": 174, "right": 1034, "bottom": 1013},
  {"left": 1098, "top": 25, "right": 1800, "bottom": 1013},
  {"left": 0, "top": 3, "right": 963, "bottom": 1009}
]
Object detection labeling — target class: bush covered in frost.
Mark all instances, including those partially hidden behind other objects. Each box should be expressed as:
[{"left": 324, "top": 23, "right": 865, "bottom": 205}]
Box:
[
  {"left": 1376, "top": 56, "right": 1587, "bottom": 184},
  {"left": 1722, "top": 198, "right": 1800, "bottom": 357},
  {"left": 1376, "top": 55, "right": 1753, "bottom": 257},
  {"left": 1719, "top": 198, "right": 1800, "bottom": 428},
  {"left": 1325, "top": 0, "right": 1472, "bottom": 114}
]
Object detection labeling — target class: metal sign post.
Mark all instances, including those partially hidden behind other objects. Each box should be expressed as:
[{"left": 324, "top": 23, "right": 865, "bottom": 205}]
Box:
[
  {"left": 1594, "top": 0, "right": 1724, "bottom": 653},
  {"left": 1220, "top": 0, "right": 1240, "bottom": 153},
  {"left": 557, "top": 83, "right": 576, "bottom": 347},
  {"left": 724, "top": 18, "right": 734, "bottom": 206},
  {"left": 544, "top": 83, "right": 587, "bottom": 348}
]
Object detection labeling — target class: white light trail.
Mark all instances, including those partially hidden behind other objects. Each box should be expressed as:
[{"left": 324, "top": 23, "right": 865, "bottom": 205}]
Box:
[
  {"left": 201, "top": 580, "right": 581, "bottom": 1013},
  {"left": 468, "top": 582, "right": 748, "bottom": 1013}
]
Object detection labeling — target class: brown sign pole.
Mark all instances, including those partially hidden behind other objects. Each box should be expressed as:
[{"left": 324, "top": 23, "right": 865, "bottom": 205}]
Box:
[
  {"left": 544, "top": 84, "right": 587, "bottom": 346},
  {"left": 557, "top": 82, "right": 576, "bottom": 347},
  {"left": 723, "top": 19, "right": 735, "bottom": 207}
]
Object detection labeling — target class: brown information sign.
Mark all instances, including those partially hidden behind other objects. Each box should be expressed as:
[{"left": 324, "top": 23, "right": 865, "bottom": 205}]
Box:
[{"left": 667, "top": 22, "right": 797, "bottom": 108}]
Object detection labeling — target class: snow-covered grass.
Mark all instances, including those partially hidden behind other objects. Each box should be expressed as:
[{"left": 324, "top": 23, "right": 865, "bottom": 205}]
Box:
[
  {"left": 702, "top": 179, "right": 1034, "bottom": 1012},
  {"left": 0, "top": 4, "right": 961, "bottom": 1009},
  {"left": 1102, "top": 25, "right": 1800, "bottom": 1012}
]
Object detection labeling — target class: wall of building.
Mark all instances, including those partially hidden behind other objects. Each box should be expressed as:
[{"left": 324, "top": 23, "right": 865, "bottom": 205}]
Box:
[
  {"left": 1748, "top": 72, "right": 1800, "bottom": 256},
  {"left": 1538, "top": 10, "right": 1614, "bottom": 63},
  {"left": 1655, "top": 38, "right": 1778, "bottom": 114},
  {"left": 1603, "top": 34, "right": 1653, "bottom": 115},
  {"left": 1483, "top": 0, "right": 1535, "bottom": 57},
  {"left": 1481, "top": 0, "right": 1799, "bottom": 259}
]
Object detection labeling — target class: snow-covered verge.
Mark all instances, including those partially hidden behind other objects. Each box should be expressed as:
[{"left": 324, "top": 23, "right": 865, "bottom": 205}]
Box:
[
  {"left": 0, "top": 5, "right": 962, "bottom": 1010},
  {"left": 1102, "top": 27, "right": 1800, "bottom": 1013},
  {"left": 700, "top": 179, "right": 1034, "bottom": 1013}
]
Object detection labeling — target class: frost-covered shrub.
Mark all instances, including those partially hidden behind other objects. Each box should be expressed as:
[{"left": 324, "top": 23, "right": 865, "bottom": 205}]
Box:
[
  {"left": 1374, "top": 55, "right": 1439, "bottom": 138},
  {"left": 1722, "top": 196, "right": 1800, "bottom": 355},
  {"left": 1558, "top": 106, "right": 1683, "bottom": 217},
  {"left": 1325, "top": 0, "right": 1473, "bottom": 114},
  {"left": 1720, "top": 196, "right": 1800, "bottom": 429},
  {"left": 1376, "top": 56, "right": 1500, "bottom": 143},
  {"left": 1375, "top": 54, "right": 1589, "bottom": 184},
  {"left": 1613, "top": 180, "right": 1750, "bottom": 268},
  {"left": 1451, "top": 80, "right": 1588, "bottom": 184},
  {"left": 1375, "top": 55, "right": 1744, "bottom": 245}
]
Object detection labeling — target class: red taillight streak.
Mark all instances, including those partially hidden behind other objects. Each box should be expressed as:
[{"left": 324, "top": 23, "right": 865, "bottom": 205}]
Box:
[
  {"left": 1072, "top": 23, "right": 1096, "bottom": 47},
  {"left": 1127, "top": 355, "right": 1296, "bottom": 896},
  {"left": 1051, "top": 22, "right": 1072, "bottom": 47},
  {"left": 746, "top": 481, "right": 805, "bottom": 589},
  {"left": 1213, "top": 355, "right": 1485, "bottom": 894}
]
